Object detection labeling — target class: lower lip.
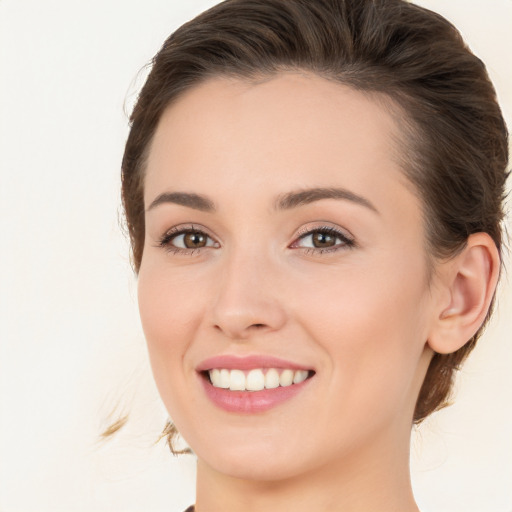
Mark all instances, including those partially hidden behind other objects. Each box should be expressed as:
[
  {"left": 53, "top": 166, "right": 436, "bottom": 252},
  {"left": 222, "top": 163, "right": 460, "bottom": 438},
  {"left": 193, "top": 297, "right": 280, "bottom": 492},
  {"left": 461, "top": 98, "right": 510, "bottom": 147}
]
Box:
[{"left": 200, "top": 374, "right": 313, "bottom": 413}]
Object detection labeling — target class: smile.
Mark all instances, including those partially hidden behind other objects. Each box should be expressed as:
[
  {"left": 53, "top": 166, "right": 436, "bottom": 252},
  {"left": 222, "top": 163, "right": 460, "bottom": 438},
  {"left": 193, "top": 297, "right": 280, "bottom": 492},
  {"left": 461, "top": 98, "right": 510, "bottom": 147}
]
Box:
[
  {"left": 208, "top": 368, "right": 310, "bottom": 391},
  {"left": 197, "top": 355, "right": 315, "bottom": 413}
]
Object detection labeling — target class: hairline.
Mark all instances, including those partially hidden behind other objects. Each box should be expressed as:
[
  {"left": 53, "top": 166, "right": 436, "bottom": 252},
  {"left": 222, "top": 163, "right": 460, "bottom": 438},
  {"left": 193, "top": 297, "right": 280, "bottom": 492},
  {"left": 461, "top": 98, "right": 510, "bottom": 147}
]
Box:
[{"left": 136, "top": 68, "right": 443, "bottom": 284}]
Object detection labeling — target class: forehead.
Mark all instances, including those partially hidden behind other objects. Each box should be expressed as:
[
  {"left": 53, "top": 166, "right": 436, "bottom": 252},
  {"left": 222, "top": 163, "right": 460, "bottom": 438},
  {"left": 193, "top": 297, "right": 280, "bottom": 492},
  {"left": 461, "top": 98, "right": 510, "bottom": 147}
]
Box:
[{"left": 145, "top": 72, "right": 417, "bottom": 221}]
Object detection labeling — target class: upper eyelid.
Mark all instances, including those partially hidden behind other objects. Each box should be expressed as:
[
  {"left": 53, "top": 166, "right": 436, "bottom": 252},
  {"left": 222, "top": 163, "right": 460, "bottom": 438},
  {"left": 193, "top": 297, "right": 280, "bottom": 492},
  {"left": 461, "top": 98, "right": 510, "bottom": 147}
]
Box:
[
  {"left": 157, "top": 223, "right": 354, "bottom": 248},
  {"left": 290, "top": 225, "right": 357, "bottom": 252},
  {"left": 157, "top": 224, "right": 220, "bottom": 250},
  {"left": 294, "top": 224, "right": 354, "bottom": 241},
  {"left": 162, "top": 223, "right": 217, "bottom": 239}
]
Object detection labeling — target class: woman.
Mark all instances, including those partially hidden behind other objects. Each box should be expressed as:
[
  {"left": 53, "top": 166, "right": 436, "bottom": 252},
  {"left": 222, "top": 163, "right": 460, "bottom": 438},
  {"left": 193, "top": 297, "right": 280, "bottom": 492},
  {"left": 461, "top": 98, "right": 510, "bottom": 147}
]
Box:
[{"left": 121, "top": 0, "right": 508, "bottom": 510}]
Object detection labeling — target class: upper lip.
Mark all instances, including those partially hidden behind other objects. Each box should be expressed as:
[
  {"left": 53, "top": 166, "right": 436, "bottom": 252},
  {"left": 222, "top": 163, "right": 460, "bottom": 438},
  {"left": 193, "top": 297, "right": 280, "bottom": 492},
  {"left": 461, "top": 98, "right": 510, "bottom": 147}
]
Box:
[{"left": 196, "top": 354, "right": 313, "bottom": 372}]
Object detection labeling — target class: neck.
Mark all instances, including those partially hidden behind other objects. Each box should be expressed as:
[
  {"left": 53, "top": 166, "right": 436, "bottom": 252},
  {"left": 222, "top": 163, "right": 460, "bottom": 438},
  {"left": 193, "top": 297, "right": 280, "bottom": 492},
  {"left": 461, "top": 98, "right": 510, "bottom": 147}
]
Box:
[{"left": 194, "top": 430, "right": 419, "bottom": 512}]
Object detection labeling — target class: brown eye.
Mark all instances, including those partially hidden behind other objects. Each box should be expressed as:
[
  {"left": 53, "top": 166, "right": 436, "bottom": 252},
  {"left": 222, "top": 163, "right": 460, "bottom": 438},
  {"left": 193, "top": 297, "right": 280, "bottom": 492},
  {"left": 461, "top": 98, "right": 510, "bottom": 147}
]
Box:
[
  {"left": 293, "top": 227, "right": 354, "bottom": 253},
  {"left": 159, "top": 227, "right": 218, "bottom": 252},
  {"left": 311, "top": 232, "right": 336, "bottom": 248},
  {"left": 183, "top": 231, "right": 208, "bottom": 248}
]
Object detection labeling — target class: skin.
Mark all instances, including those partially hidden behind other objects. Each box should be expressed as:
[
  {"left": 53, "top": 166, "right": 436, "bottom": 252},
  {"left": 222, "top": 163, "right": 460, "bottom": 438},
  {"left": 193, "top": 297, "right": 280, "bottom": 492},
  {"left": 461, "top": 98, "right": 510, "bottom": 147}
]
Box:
[{"left": 137, "top": 73, "right": 497, "bottom": 511}]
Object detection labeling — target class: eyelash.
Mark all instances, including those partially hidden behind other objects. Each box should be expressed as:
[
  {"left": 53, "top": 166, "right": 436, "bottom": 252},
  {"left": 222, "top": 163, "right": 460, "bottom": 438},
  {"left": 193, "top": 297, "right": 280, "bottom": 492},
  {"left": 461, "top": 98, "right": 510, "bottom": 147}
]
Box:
[
  {"left": 156, "top": 225, "right": 355, "bottom": 256},
  {"left": 157, "top": 225, "right": 218, "bottom": 255},
  {"left": 292, "top": 226, "right": 355, "bottom": 254}
]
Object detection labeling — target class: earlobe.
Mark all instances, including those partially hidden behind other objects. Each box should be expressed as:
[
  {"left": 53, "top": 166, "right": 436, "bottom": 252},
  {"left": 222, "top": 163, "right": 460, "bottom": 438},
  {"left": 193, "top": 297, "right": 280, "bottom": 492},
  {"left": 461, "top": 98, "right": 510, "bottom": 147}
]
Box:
[{"left": 427, "top": 233, "right": 500, "bottom": 355}]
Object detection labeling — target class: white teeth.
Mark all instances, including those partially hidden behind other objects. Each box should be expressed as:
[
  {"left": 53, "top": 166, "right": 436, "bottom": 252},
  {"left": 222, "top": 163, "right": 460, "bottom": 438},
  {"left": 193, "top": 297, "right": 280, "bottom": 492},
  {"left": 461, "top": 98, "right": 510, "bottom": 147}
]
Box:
[
  {"left": 279, "top": 369, "right": 294, "bottom": 387},
  {"left": 210, "top": 369, "right": 221, "bottom": 387},
  {"left": 293, "top": 370, "right": 308, "bottom": 384},
  {"left": 229, "top": 369, "right": 246, "bottom": 391},
  {"left": 246, "top": 369, "right": 265, "bottom": 391},
  {"left": 219, "top": 369, "right": 230, "bottom": 388},
  {"left": 207, "top": 368, "right": 311, "bottom": 391},
  {"left": 265, "top": 368, "right": 280, "bottom": 389},
  {"left": 210, "top": 369, "right": 230, "bottom": 388}
]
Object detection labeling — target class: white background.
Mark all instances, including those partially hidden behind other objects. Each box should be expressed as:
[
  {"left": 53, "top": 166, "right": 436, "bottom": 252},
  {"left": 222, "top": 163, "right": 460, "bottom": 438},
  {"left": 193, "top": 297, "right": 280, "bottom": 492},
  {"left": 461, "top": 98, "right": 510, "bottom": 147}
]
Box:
[{"left": 0, "top": 1, "right": 511, "bottom": 511}]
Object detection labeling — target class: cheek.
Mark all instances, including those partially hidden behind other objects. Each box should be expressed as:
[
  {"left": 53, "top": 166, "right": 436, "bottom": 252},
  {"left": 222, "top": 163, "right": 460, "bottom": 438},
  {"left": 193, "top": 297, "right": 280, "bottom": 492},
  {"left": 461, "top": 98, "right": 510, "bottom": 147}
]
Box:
[
  {"left": 294, "top": 251, "right": 428, "bottom": 342},
  {"left": 292, "top": 255, "right": 431, "bottom": 421},
  {"left": 137, "top": 263, "right": 205, "bottom": 397},
  {"left": 138, "top": 259, "right": 206, "bottom": 339}
]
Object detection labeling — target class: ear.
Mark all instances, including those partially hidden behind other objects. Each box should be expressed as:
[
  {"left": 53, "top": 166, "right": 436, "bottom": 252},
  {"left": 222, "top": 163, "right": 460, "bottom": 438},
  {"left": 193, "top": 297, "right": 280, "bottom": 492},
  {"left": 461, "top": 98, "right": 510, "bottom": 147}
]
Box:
[{"left": 427, "top": 233, "right": 500, "bottom": 355}]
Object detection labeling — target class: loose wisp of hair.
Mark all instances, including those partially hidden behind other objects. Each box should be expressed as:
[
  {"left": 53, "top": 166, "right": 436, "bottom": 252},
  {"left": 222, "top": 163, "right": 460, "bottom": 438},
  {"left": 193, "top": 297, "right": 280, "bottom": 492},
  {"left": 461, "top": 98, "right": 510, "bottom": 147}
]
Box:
[{"left": 117, "top": 0, "right": 509, "bottom": 451}]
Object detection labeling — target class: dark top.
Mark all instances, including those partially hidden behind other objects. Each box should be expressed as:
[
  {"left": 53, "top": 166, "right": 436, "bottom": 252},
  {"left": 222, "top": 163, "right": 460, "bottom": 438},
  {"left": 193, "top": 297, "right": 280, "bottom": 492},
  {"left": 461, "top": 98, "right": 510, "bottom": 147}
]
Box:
[{"left": 184, "top": 507, "right": 195, "bottom": 512}]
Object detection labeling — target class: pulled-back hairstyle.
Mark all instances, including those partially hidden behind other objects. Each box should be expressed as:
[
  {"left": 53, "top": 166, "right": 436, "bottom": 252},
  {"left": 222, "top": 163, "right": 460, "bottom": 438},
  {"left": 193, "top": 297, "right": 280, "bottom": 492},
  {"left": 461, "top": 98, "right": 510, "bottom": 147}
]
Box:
[{"left": 121, "top": 0, "right": 508, "bottom": 437}]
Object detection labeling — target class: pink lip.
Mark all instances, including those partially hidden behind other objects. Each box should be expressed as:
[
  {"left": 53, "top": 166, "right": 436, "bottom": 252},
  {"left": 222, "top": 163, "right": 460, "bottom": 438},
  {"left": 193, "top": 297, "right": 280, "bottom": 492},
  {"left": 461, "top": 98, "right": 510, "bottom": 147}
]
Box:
[
  {"left": 196, "top": 355, "right": 315, "bottom": 414},
  {"left": 200, "top": 375, "right": 312, "bottom": 413},
  {"left": 196, "top": 354, "right": 312, "bottom": 372}
]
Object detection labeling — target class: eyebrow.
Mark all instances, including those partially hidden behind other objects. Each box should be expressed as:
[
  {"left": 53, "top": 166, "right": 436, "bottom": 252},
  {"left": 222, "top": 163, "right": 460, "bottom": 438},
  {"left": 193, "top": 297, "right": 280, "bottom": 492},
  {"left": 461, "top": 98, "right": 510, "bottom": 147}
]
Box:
[
  {"left": 146, "top": 192, "right": 216, "bottom": 212},
  {"left": 274, "top": 187, "right": 379, "bottom": 214},
  {"left": 146, "top": 187, "right": 378, "bottom": 214}
]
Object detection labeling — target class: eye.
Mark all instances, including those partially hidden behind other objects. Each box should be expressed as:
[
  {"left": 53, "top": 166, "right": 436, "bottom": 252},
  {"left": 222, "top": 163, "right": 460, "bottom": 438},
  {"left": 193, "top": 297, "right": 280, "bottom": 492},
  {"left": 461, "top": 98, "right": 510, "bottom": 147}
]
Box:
[
  {"left": 158, "top": 226, "right": 219, "bottom": 254},
  {"left": 291, "top": 226, "right": 354, "bottom": 253},
  {"left": 173, "top": 231, "right": 213, "bottom": 249}
]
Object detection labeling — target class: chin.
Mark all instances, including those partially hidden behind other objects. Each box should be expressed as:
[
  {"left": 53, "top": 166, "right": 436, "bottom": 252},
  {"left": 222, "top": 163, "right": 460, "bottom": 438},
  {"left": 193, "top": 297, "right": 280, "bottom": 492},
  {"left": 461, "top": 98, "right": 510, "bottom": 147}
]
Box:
[
  {"left": 208, "top": 453, "right": 305, "bottom": 482},
  {"left": 193, "top": 430, "right": 310, "bottom": 482}
]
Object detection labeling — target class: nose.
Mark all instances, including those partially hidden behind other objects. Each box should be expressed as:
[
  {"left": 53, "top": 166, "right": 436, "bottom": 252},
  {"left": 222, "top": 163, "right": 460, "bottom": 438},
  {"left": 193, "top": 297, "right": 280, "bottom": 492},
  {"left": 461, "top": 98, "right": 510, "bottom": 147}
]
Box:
[{"left": 209, "top": 249, "right": 287, "bottom": 340}]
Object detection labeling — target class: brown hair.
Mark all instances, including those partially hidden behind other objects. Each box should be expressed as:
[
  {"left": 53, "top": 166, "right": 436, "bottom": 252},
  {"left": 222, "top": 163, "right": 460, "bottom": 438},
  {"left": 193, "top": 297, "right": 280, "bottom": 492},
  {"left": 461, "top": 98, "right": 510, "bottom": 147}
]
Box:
[{"left": 121, "top": 0, "right": 508, "bottom": 441}]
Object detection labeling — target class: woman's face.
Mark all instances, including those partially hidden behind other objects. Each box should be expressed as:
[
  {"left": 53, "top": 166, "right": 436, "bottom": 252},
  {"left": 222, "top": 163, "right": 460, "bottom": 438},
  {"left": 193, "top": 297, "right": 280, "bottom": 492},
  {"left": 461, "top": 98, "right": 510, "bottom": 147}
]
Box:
[{"left": 138, "top": 73, "right": 439, "bottom": 481}]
